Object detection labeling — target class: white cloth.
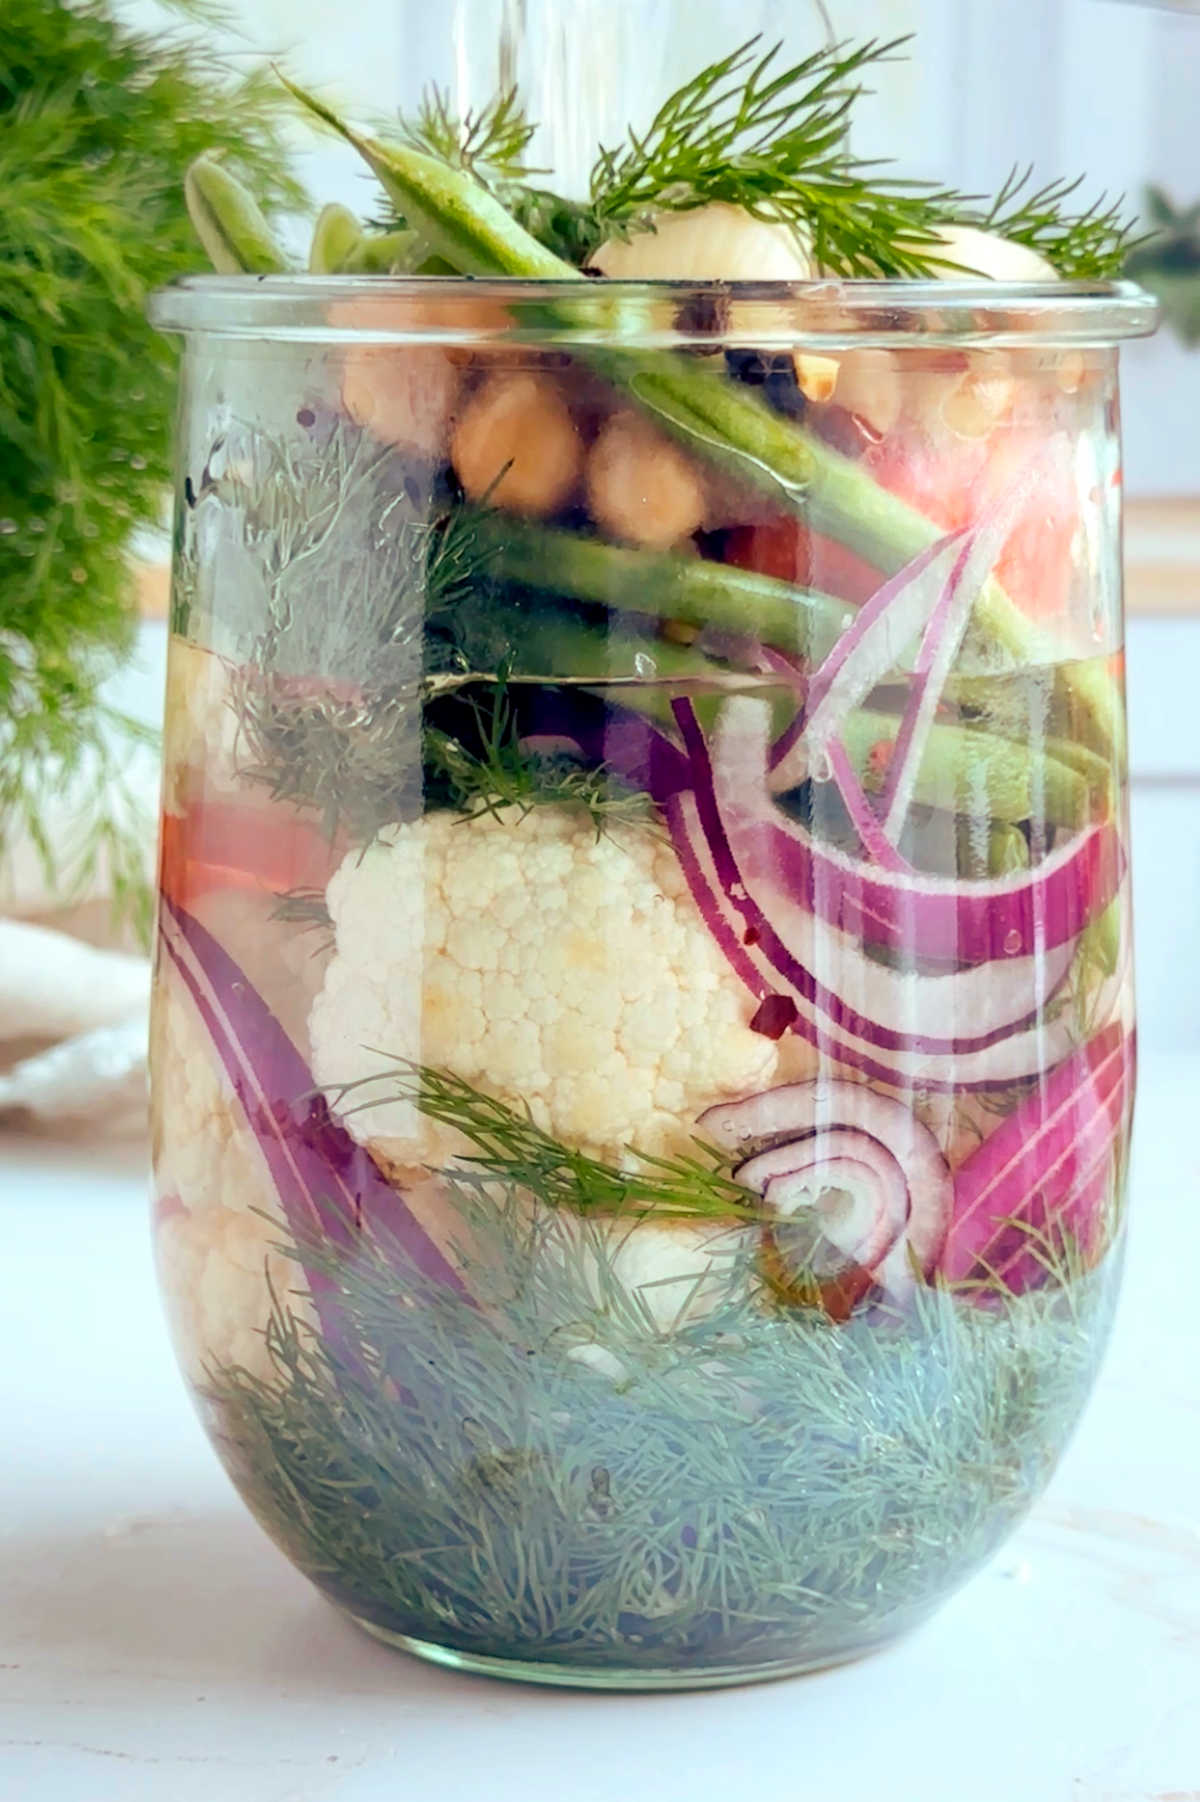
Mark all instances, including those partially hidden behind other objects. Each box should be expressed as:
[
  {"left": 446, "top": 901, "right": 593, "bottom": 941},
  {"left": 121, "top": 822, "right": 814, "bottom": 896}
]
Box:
[
  {"left": 0, "top": 619, "right": 162, "bottom": 1135},
  {"left": 0, "top": 918, "right": 152, "bottom": 1133}
]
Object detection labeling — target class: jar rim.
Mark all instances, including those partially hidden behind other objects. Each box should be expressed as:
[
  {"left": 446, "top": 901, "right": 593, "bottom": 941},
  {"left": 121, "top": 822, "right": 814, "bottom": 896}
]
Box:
[{"left": 149, "top": 274, "right": 1159, "bottom": 350}]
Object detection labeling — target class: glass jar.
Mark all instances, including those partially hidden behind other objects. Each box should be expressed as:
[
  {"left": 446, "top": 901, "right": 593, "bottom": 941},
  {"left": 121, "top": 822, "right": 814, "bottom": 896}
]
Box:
[{"left": 148, "top": 276, "right": 1155, "bottom": 1688}]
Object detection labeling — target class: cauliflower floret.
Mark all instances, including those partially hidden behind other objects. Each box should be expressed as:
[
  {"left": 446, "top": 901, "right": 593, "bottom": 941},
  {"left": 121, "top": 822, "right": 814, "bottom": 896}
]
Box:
[
  {"left": 161, "top": 638, "right": 245, "bottom": 815},
  {"left": 155, "top": 1200, "right": 307, "bottom": 1385},
  {"left": 309, "top": 805, "right": 779, "bottom": 1164},
  {"left": 151, "top": 967, "right": 313, "bottom": 1383}
]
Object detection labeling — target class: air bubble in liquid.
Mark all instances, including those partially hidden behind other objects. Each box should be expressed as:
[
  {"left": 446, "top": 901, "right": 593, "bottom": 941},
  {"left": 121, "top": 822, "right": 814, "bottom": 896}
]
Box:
[{"left": 1003, "top": 928, "right": 1022, "bottom": 955}]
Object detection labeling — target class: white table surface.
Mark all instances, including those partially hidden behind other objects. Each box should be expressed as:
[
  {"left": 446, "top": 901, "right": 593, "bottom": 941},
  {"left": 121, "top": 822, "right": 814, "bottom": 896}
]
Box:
[{"left": 2, "top": 1058, "right": 1199, "bottom": 1802}]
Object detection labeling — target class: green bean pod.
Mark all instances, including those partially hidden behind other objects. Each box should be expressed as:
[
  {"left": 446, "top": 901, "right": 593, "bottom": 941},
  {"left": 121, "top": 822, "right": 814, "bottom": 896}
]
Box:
[
  {"left": 436, "top": 587, "right": 1090, "bottom": 834},
  {"left": 469, "top": 513, "right": 850, "bottom": 660},
  {"left": 184, "top": 155, "right": 290, "bottom": 275},
  {"left": 841, "top": 710, "right": 1089, "bottom": 830},
  {"left": 308, "top": 203, "right": 364, "bottom": 273}
]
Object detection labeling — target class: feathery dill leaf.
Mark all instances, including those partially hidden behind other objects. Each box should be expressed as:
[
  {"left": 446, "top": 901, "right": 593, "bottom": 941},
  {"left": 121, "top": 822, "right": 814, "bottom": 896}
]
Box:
[
  {"left": 202, "top": 1171, "right": 1120, "bottom": 1673},
  {"left": 424, "top": 684, "right": 657, "bottom": 836},
  {"left": 332, "top": 1060, "right": 764, "bottom": 1223},
  {"left": 400, "top": 85, "right": 539, "bottom": 184},
  {"left": 586, "top": 35, "right": 969, "bottom": 278},
  {"left": 378, "top": 85, "right": 598, "bottom": 261},
  {"left": 188, "top": 415, "right": 499, "bottom": 839},
  {"left": 971, "top": 166, "right": 1141, "bottom": 280},
  {"left": 0, "top": 0, "right": 301, "bottom": 932}
]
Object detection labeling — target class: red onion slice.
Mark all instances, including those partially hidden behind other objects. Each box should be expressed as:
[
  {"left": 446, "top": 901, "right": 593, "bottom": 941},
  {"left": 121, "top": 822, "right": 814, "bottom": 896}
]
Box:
[
  {"left": 709, "top": 694, "right": 1121, "bottom": 966},
  {"left": 666, "top": 741, "right": 1128, "bottom": 1091},
  {"left": 741, "top": 1133, "right": 908, "bottom": 1270},
  {"left": 942, "top": 1023, "right": 1133, "bottom": 1289},
  {"left": 704, "top": 1079, "right": 952, "bottom": 1301},
  {"left": 685, "top": 697, "right": 1080, "bottom": 1055},
  {"left": 826, "top": 736, "right": 914, "bottom": 873},
  {"left": 804, "top": 529, "right": 968, "bottom": 742},
  {"left": 877, "top": 479, "right": 1033, "bottom": 845}
]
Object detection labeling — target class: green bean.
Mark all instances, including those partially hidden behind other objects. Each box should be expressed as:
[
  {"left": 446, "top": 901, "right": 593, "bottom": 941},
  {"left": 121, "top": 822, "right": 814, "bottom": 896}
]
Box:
[
  {"left": 841, "top": 710, "right": 1089, "bottom": 830},
  {"left": 345, "top": 230, "right": 444, "bottom": 273},
  {"left": 1041, "top": 733, "right": 1115, "bottom": 815},
  {"left": 308, "top": 203, "right": 364, "bottom": 273},
  {"left": 282, "top": 83, "right": 571, "bottom": 279},
  {"left": 184, "top": 154, "right": 289, "bottom": 275},
  {"left": 437, "top": 592, "right": 1089, "bottom": 833},
  {"left": 954, "top": 820, "right": 1029, "bottom": 878},
  {"left": 1087, "top": 896, "right": 1122, "bottom": 977},
  {"left": 285, "top": 87, "right": 1122, "bottom": 756},
  {"left": 470, "top": 514, "right": 850, "bottom": 660},
  {"left": 987, "top": 822, "right": 1032, "bottom": 875}
]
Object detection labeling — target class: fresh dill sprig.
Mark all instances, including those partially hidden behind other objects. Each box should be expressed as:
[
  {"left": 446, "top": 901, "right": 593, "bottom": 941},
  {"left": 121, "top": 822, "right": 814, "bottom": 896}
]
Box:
[
  {"left": 379, "top": 86, "right": 598, "bottom": 261},
  {"left": 0, "top": 0, "right": 300, "bottom": 935},
  {"left": 587, "top": 35, "right": 968, "bottom": 278},
  {"left": 424, "top": 684, "right": 655, "bottom": 837},
  {"left": 202, "top": 1172, "right": 1121, "bottom": 1675},
  {"left": 189, "top": 415, "right": 500, "bottom": 839},
  {"left": 970, "top": 166, "right": 1140, "bottom": 281},
  {"left": 333, "top": 1060, "right": 764, "bottom": 1224},
  {"left": 363, "top": 37, "right": 1138, "bottom": 278},
  {"left": 400, "top": 85, "right": 539, "bottom": 185}
]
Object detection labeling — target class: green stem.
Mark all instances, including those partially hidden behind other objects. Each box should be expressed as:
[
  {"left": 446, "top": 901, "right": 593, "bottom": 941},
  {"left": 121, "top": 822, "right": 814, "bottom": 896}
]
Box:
[{"left": 440, "top": 596, "right": 1092, "bottom": 828}]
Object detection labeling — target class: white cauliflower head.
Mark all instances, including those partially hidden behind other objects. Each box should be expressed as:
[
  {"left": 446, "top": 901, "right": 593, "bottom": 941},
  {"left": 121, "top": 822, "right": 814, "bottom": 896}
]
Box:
[{"left": 309, "top": 803, "right": 780, "bottom": 1165}]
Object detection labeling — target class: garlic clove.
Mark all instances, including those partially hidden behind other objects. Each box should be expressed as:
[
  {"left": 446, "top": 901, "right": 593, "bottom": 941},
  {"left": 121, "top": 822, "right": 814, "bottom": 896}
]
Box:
[
  {"left": 924, "top": 223, "right": 1058, "bottom": 283},
  {"left": 588, "top": 202, "right": 814, "bottom": 283}
]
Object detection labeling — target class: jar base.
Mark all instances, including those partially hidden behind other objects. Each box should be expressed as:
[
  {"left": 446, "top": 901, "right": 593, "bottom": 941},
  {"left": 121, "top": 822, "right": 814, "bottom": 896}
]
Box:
[{"left": 350, "top": 1614, "right": 907, "bottom": 1691}]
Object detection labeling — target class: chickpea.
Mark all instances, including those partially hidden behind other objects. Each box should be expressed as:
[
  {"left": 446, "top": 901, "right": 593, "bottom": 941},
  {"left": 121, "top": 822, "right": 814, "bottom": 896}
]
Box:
[
  {"left": 451, "top": 372, "right": 583, "bottom": 516},
  {"left": 585, "top": 412, "right": 707, "bottom": 549},
  {"left": 341, "top": 346, "right": 459, "bottom": 458}
]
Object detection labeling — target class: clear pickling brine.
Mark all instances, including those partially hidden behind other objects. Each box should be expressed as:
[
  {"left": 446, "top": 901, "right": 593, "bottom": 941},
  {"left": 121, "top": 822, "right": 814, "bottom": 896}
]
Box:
[{"left": 148, "top": 268, "right": 1155, "bottom": 1685}]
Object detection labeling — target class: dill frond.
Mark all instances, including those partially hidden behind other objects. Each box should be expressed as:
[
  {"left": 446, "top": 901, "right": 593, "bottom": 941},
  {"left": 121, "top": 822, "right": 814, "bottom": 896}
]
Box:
[
  {"left": 0, "top": 0, "right": 301, "bottom": 933},
  {"left": 400, "top": 85, "right": 540, "bottom": 185},
  {"left": 970, "top": 166, "right": 1140, "bottom": 281},
  {"left": 587, "top": 35, "right": 969, "bottom": 278},
  {"left": 202, "top": 1159, "right": 1122, "bottom": 1675},
  {"left": 185, "top": 418, "right": 501, "bottom": 839},
  {"left": 424, "top": 684, "right": 656, "bottom": 838},
  {"left": 331, "top": 1060, "right": 764, "bottom": 1225}
]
